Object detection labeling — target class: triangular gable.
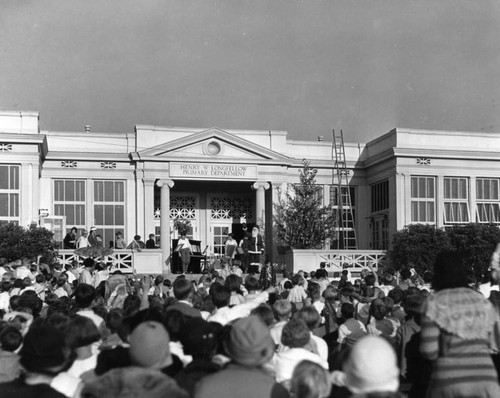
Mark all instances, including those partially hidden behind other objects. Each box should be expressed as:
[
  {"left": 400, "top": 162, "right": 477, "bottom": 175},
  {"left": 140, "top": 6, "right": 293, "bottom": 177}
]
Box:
[{"left": 136, "top": 127, "right": 290, "bottom": 162}]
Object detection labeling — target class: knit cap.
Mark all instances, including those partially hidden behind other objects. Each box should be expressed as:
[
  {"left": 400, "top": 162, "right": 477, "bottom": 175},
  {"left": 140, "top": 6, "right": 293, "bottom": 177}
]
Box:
[
  {"left": 129, "top": 321, "right": 173, "bottom": 369},
  {"left": 224, "top": 315, "right": 274, "bottom": 366},
  {"left": 343, "top": 335, "right": 399, "bottom": 394}
]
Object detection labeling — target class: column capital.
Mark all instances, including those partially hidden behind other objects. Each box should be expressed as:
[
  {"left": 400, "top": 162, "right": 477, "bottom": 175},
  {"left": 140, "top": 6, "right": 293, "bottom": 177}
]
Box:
[
  {"left": 252, "top": 181, "right": 270, "bottom": 191},
  {"left": 156, "top": 179, "right": 174, "bottom": 189},
  {"left": 142, "top": 178, "right": 156, "bottom": 186}
]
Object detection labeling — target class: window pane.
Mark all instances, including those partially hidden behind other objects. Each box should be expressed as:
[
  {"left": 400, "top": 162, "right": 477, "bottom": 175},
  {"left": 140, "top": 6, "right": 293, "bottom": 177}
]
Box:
[
  {"left": 427, "top": 202, "right": 435, "bottom": 222},
  {"left": 10, "top": 194, "right": 18, "bottom": 216},
  {"left": 65, "top": 181, "right": 75, "bottom": 201},
  {"left": 411, "top": 178, "right": 418, "bottom": 198},
  {"left": 104, "top": 205, "right": 114, "bottom": 225},
  {"left": 476, "top": 180, "right": 484, "bottom": 200},
  {"left": 103, "top": 229, "right": 114, "bottom": 248},
  {"left": 54, "top": 204, "right": 64, "bottom": 216},
  {"left": 116, "top": 182, "right": 124, "bottom": 202},
  {"left": 444, "top": 179, "right": 450, "bottom": 198},
  {"left": 493, "top": 180, "right": 499, "bottom": 199},
  {"left": 451, "top": 179, "right": 458, "bottom": 199},
  {"left": 95, "top": 205, "right": 104, "bottom": 225},
  {"left": 75, "top": 205, "right": 85, "bottom": 225},
  {"left": 0, "top": 167, "right": 8, "bottom": 190},
  {"left": 484, "top": 180, "right": 491, "bottom": 200},
  {"left": 76, "top": 181, "right": 85, "bottom": 201},
  {"left": 115, "top": 205, "right": 124, "bottom": 225},
  {"left": 0, "top": 193, "right": 8, "bottom": 216},
  {"left": 427, "top": 178, "right": 434, "bottom": 198},
  {"left": 104, "top": 182, "right": 114, "bottom": 202},
  {"left": 54, "top": 181, "right": 63, "bottom": 201},
  {"left": 419, "top": 202, "right": 426, "bottom": 221},
  {"left": 10, "top": 166, "right": 19, "bottom": 189},
  {"left": 94, "top": 181, "right": 103, "bottom": 201},
  {"left": 65, "top": 204, "right": 75, "bottom": 225},
  {"left": 459, "top": 203, "right": 469, "bottom": 222},
  {"left": 459, "top": 179, "right": 467, "bottom": 199},
  {"left": 418, "top": 178, "right": 426, "bottom": 198},
  {"left": 411, "top": 202, "right": 418, "bottom": 221}
]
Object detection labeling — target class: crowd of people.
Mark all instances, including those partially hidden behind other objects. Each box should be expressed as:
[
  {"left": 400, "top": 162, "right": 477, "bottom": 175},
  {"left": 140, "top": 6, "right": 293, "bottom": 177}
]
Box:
[
  {"left": 63, "top": 227, "right": 156, "bottom": 251},
  {"left": 0, "top": 244, "right": 500, "bottom": 397}
]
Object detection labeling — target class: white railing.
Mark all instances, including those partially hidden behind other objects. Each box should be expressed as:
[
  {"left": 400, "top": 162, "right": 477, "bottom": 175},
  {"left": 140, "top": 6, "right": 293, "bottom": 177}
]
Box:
[
  {"left": 58, "top": 249, "right": 134, "bottom": 273},
  {"left": 284, "top": 249, "right": 386, "bottom": 275},
  {"left": 317, "top": 250, "right": 386, "bottom": 270}
]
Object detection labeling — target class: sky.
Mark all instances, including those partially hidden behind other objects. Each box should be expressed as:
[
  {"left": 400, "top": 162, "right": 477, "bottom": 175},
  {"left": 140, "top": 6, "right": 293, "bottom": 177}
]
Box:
[{"left": 1, "top": 0, "right": 499, "bottom": 143}]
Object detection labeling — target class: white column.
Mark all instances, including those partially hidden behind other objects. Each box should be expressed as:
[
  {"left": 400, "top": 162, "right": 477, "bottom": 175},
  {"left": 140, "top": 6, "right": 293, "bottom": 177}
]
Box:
[
  {"left": 143, "top": 179, "right": 155, "bottom": 239},
  {"left": 469, "top": 176, "right": 476, "bottom": 223},
  {"left": 436, "top": 175, "right": 444, "bottom": 228},
  {"left": 157, "top": 179, "right": 174, "bottom": 271},
  {"left": 252, "top": 181, "right": 270, "bottom": 229}
]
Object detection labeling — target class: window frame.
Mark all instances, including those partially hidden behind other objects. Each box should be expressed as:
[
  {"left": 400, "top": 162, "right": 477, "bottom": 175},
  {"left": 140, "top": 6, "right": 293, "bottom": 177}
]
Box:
[
  {"left": 0, "top": 164, "right": 20, "bottom": 225},
  {"left": 476, "top": 178, "right": 500, "bottom": 224},
  {"left": 443, "top": 177, "right": 470, "bottom": 224},
  {"left": 410, "top": 176, "right": 436, "bottom": 224}
]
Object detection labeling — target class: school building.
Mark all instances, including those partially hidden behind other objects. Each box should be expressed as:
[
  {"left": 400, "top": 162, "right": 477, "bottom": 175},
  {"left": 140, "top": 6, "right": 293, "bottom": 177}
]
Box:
[{"left": 1, "top": 110, "right": 500, "bottom": 265}]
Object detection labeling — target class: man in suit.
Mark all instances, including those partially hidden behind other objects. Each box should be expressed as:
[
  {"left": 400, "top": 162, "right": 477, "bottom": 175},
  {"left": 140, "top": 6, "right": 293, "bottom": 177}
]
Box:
[{"left": 165, "top": 277, "right": 201, "bottom": 318}]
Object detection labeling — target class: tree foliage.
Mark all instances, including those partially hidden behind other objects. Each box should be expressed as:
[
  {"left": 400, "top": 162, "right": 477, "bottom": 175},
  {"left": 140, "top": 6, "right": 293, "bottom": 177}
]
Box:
[
  {"left": 387, "top": 224, "right": 451, "bottom": 274},
  {"left": 446, "top": 223, "right": 500, "bottom": 281},
  {"left": 0, "top": 223, "right": 59, "bottom": 264},
  {"left": 274, "top": 160, "right": 335, "bottom": 249},
  {"left": 387, "top": 223, "right": 500, "bottom": 280}
]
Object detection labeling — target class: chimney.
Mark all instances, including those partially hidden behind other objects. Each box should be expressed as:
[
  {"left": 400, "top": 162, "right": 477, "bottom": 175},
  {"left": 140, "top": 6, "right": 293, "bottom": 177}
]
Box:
[{"left": 85, "top": 125, "right": 91, "bottom": 133}]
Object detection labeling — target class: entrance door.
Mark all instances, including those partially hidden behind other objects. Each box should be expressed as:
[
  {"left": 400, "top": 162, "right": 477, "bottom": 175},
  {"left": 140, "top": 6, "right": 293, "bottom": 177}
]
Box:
[{"left": 210, "top": 223, "right": 232, "bottom": 256}]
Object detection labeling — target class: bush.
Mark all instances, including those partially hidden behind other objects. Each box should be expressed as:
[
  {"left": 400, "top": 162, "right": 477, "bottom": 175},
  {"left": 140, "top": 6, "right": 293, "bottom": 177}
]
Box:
[
  {"left": 387, "top": 223, "right": 500, "bottom": 282},
  {"left": 446, "top": 224, "right": 500, "bottom": 282},
  {"left": 0, "top": 223, "right": 59, "bottom": 264},
  {"left": 387, "top": 224, "right": 451, "bottom": 275}
]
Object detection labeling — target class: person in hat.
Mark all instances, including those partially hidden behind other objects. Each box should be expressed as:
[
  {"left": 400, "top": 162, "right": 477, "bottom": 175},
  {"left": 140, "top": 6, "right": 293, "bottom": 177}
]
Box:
[
  {"left": 420, "top": 249, "right": 500, "bottom": 398},
  {"left": 195, "top": 315, "right": 288, "bottom": 398},
  {"left": 0, "top": 321, "right": 71, "bottom": 397},
  {"left": 334, "top": 335, "right": 401, "bottom": 397},
  {"left": 82, "top": 320, "right": 189, "bottom": 398}
]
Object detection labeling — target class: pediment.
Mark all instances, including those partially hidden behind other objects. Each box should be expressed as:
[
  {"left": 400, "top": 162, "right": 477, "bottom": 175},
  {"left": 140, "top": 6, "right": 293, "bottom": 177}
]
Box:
[{"left": 135, "top": 127, "right": 290, "bottom": 163}]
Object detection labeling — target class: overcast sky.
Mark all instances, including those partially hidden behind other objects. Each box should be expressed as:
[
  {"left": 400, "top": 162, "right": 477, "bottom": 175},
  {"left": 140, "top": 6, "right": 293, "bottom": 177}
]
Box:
[{"left": 1, "top": 0, "right": 499, "bottom": 143}]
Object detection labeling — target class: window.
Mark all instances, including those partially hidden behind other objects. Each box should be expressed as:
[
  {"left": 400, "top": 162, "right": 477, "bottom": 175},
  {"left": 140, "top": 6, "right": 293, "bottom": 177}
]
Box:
[
  {"left": 476, "top": 178, "right": 500, "bottom": 223},
  {"left": 410, "top": 176, "right": 435, "bottom": 223},
  {"left": 371, "top": 180, "right": 389, "bottom": 213},
  {"left": 0, "top": 164, "right": 20, "bottom": 225},
  {"left": 329, "top": 186, "right": 356, "bottom": 249},
  {"left": 54, "top": 180, "right": 86, "bottom": 232},
  {"left": 371, "top": 217, "right": 389, "bottom": 250},
  {"left": 443, "top": 177, "right": 469, "bottom": 224},
  {"left": 94, "top": 181, "right": 125, "bottom": 247}
]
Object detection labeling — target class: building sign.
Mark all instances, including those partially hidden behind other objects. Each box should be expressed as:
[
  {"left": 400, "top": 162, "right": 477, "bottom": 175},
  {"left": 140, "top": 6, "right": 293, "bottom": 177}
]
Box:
[{"left": 170, "top": 162, "right": 258, "bottom": 180}]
